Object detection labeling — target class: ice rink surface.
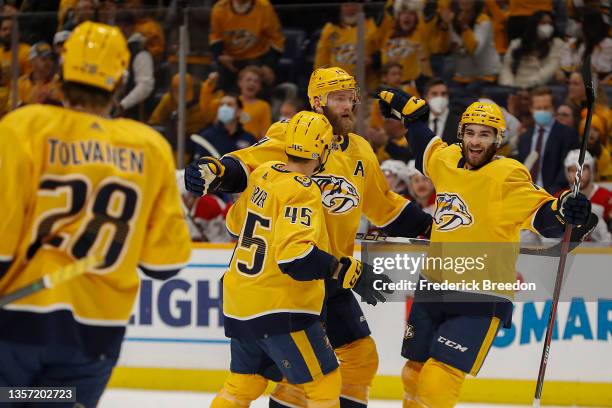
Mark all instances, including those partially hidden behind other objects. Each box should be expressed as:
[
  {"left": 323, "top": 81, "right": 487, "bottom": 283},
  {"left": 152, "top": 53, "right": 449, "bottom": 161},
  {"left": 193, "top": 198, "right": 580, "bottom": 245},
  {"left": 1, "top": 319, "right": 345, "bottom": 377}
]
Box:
[{"left": 99, "top": 389, "right": 580, "bottom": 408}]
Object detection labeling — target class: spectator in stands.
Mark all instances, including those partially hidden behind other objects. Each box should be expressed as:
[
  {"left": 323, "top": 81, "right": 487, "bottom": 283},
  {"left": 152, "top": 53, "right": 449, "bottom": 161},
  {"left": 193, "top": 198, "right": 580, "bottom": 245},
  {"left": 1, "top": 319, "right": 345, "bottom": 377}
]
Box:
[
  {"left": 507, "top": 88, "right": 533, "bottom": 132},
  {"left": 149, "top": 73, "right": 209, "bottom": 138},
  {"left": 0, "top": 17, "right": 30, "bottom": 114},
  {"left": 555, "top": 103, "right": 578, "bottom": 130},
  {"left": 566, "top": 72, "right": 612, "bottom": 139},
  {"left": 517, "top": 86, "right": 579, "bottom": 194},
  {"left": 314, "top": 2, "right": 378, "bottom": 77},
  {"left": 209, "top": 0, "right": 285, "bottom": 92},
  {"left": 125, "top": 0, "right": 165, "bottom": 62},
  {"left": 581, "top": 113, "right": 612, "bottom": 181},
  {"left": 62, "top": 0, "right": 98, "bottom": 31},
  {"left": 53, "top": 30, "right": 71, "bottom": 55},
  {"left": 99, "top": 0, "right": 120, "bottom": 25},
  {"left": 115, "top": 10, "right": 155, "bottom": 121},
  {"left": 498, "top": 11, "right": 563, "bottom": 88},
  {"left": 193, "top": 93, "right": 257, "bottom": 159},
  {"left": 175, "top": 170, "right": 232, "bottom": 243},
  {"left": 369, "top": 62, "right": 419, "bottom": 130},
  {"left": 565, "top": 70, "right": 586, "bottom": 115},
  {"left": 406, "top": 162, "right": 436, "bottom": 215},
  {"left": 447, "top": 0, "right": 502, "bottom": 83},
  {"left": 237, "top": 65, "right": 271, "bottom": 140},
  {"left": 381, "top": 159, "right": 414, "bottom": 198},
  {"left": 12, "top": 42, "right": 62, "bottom": 108},
  {"left": 484, "top": 0, "right": 509, "bottom": 55},
  {"left": 424, "top": 77, "right": 460, "bottom": 145},
  {"left": 277, "top": 97, "right": 305, "bottom": 122},
  {"left": 379, "top": 1, "right": 431, "bottom": 87},
  {"left": 506, "top": 0, "right": 552, "bottom": 42},
  {"left": 562, "top": 149, "right": 612, "bottom": 241},
  {"left": 582, "top": 8, "right": 612, "bottom": 85},
  {"left": 379, "top": 117, "right": 412, "bottom": 162}
]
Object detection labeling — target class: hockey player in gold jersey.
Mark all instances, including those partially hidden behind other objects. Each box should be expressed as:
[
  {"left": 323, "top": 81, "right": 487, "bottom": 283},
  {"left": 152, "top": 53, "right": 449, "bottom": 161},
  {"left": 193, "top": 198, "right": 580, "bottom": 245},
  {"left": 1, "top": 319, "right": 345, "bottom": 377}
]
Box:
[
  {"left": 185, "top": 67, "right": 432, "bottom": 408},
  {"left": 213, "top": 111, "right": 393, "bottom": 408},
  {"left": 378, "top": 90, "right": 596, "bottom": 407},
  {"left": 0, "top": 22, "right": 191, "bottom": 407}
]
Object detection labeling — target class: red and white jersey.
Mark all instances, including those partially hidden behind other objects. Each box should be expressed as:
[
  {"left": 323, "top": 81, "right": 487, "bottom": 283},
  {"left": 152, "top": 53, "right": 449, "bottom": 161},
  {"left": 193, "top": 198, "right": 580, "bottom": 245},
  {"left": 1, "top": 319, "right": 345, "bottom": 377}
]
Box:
[
  {"left": 589, "top": 184, "right": 612, "bottom": 222},
  {"left": 585, "top": 185, "right": 612, "bottom": 242}
]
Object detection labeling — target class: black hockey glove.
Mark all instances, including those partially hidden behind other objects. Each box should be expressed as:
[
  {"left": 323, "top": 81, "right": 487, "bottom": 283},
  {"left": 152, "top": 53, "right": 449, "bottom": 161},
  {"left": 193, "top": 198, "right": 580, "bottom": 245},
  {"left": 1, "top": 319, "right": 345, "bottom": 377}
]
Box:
[
  {"left": 184, "top": 157, "right": 225, "bottom": 197},
  {"left": 377, "top": 88, "right": 429, "bottom": 126},
  {"left": 557, "top": 190, "right": 591, "bottom": 226},
  {"left": 337, "top": 257, "right": 394, "bottom": 306}
]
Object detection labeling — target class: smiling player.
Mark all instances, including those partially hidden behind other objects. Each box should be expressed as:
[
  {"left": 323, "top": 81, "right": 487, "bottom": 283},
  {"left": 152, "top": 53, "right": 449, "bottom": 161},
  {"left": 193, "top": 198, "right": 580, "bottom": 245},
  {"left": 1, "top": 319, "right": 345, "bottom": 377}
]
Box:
[{"left": 378, "top": 90, "right": 596, "bottom": 408}]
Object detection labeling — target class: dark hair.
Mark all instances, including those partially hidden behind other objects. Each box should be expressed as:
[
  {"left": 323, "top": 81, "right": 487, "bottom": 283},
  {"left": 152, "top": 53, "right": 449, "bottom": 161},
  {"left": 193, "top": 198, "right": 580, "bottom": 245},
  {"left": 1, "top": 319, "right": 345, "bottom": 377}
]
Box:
[
  {"left": 62, "top": 81, "right": 114, "bottom": 109},
  {"left": 223, "top": 91, "right": 243, "bottom": 110},
  {"left": 381, "top": 61, "right": 403, "bottom": 76},
  {"left": 424, "top": 77, "right": 447, "bottom": 96},
  {"left": 450, "top": 0, "right": 485, "bottom": 31},
  {"left": 530, "top": 86, "right": 555, "bottom": 105},
  {"left": 582, "top": 7, "right": 609, "bottom": 55},
  {"left": 511, "top": 11, "right": 557, "bottom": 74},
  {"left": 282, "top": 97, "right": 306, "bottom": 112},
  {"left": 115, "top": 10, "right": 136, "bottom": 26},
  {"left": 286, "top": 154, "right": 313, "bottom": 164}
]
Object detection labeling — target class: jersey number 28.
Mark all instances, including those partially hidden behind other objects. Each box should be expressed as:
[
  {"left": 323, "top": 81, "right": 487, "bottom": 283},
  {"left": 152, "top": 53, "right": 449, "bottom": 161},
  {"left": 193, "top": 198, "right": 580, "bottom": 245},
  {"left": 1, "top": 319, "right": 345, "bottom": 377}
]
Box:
[{"left": 27, "top": 175, "right": 140, "bottom": 271}]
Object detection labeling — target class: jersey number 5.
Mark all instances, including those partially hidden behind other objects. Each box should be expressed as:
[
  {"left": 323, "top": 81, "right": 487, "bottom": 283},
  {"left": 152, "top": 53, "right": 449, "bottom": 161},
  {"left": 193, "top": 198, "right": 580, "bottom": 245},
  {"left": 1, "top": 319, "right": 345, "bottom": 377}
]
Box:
[
  {"left": 236, "top": 210, "right": 271, "bottom": 276},
  {"left": 27, "top": 175, "right": 140, "bottom": 271}
]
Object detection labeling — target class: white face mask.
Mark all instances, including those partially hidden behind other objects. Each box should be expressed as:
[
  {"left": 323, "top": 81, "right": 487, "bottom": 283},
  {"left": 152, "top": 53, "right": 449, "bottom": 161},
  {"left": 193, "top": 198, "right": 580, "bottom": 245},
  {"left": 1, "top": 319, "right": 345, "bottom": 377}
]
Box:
[
  {"left": 342, "top": 14, "right": 358, "bottom": 25},
  {"left": 428, "top": 96, "right": 449, "bottom": 114},
  {"left": 537, "top": 24, "right": 554, "bottom": 40}
]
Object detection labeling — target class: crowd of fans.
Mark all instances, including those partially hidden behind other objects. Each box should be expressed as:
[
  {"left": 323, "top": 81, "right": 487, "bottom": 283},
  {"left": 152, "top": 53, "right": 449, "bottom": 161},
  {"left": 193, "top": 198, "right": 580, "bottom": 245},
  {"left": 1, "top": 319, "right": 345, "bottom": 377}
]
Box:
[{"left": 1, "top": 0, "right": 611, "bottom": 241}]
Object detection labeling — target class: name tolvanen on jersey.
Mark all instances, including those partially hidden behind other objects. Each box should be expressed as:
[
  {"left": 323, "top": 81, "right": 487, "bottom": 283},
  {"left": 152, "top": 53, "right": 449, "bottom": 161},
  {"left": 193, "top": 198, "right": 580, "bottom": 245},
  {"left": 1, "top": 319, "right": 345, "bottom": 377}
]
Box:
[{"left": 47, "top": 138, "right": 144, "bottom": 174}]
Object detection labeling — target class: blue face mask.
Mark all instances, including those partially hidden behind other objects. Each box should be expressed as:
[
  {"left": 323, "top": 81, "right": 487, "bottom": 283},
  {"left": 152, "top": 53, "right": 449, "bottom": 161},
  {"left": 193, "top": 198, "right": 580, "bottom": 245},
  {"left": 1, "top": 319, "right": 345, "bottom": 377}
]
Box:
[
  {"left": 533, "top": 110, "right": 553, "bottom": 126},
  {"left": 217, "top": 104, "right": 236, "bottom": 124}
]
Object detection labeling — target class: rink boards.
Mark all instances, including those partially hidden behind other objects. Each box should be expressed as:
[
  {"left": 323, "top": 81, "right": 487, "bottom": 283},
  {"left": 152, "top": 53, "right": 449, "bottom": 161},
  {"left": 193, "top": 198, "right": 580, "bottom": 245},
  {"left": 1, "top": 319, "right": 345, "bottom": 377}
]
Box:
[{"left": 109, "top": 243, "right": 612, "bottom": 406}]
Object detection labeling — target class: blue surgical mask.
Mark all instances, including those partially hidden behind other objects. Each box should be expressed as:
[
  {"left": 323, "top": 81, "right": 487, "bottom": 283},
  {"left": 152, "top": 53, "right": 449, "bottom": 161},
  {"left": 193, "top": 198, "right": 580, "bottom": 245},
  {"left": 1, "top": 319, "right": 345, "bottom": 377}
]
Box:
[
  {"left": 217, "top": 104, "right": 236, "bottom": 124},
  {"left": 533, "top": 110, "right": 553, "bottom": 126}
]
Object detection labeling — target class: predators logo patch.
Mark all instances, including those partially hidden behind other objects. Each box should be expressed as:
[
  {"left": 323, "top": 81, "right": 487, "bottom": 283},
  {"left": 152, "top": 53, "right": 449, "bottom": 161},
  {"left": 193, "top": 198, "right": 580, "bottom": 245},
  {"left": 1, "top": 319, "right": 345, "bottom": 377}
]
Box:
[
  {"left": 433, "top": 193, "right": 473, "bottom": 231},
  {"left": 312, "top": 174, "right": 359, "bottom": 214}
]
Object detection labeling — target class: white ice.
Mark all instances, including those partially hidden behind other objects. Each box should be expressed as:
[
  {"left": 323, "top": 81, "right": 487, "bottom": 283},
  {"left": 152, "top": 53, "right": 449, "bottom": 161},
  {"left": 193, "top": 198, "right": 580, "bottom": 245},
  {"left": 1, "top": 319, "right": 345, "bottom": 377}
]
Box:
[{"left": 99, "top": 389, "right": 579, "bottom": 407}]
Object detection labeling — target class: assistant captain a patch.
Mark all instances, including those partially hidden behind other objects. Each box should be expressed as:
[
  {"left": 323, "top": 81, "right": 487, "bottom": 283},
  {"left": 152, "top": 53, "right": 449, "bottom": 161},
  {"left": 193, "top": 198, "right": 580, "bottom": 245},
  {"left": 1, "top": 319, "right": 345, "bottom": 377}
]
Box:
[{"left": 433, "top": 192, "right": 474, "bottom": 231}]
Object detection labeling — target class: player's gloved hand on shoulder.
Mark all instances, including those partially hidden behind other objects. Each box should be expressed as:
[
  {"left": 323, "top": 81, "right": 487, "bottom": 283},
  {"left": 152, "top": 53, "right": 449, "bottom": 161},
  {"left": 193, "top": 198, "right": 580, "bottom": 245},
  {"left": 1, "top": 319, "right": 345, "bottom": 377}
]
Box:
[
  {"left": 377, "top": 88, "right": 429, "bottom": 126},
  {"left": 557, "top": 190, "right": 591, "bottom": 225},
  {"left": 337, "top": 256, "right": 394, "bottom": 306},
  {"left": 184, "top": 157, "right": 225, "bottom": 197}
]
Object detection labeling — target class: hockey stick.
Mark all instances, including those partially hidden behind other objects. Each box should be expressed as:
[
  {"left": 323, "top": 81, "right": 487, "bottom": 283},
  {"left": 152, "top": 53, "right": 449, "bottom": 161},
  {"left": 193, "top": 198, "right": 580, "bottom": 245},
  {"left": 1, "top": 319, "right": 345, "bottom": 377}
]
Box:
[
  {"left": 355, "top": 231, "right": 590, "bottom": 257},
  {"left": 190, "top": 134, "right": 221, "bottom": 159},
  {"left": 0, "top": 253, "right": 103, "bottom": 308},
  {"left": 532, "top": 54, "right": 596, "bottom": 407}
]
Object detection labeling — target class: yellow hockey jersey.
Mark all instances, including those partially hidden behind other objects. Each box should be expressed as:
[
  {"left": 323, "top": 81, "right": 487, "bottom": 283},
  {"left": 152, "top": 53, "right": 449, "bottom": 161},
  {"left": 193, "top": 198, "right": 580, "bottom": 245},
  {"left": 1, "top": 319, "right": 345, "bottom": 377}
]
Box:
[
  {"left": 0, "top": 105, "right": 191, "bottom": 357},
  {"left": 422, "top": 137, "right": 556, "bottom": 299},
  {"left": 314, "top": 20, "right": 379, "bottom": 76},
  {"left": 223, "top": 161, "right": 332, "bottom": 338},
  {"left": 209, "top": 0, "right": 285, "bottom": 61},
  {"left": 380, "top": 24, "right": 432, "bottom": 82},
  {"left": 228, "top": 122, "right": 410, "bottom": 259}
]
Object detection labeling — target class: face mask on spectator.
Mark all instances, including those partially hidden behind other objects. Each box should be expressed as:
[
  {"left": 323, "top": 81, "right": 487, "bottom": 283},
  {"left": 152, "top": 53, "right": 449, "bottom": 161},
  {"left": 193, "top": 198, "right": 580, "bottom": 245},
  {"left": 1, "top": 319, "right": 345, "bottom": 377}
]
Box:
[
  {"left": 533, "top": 110, "right": 553, "bottom": 126},
  {"left": 429, "top": 96, "right": 448, "bottom": 114},
  {"left": 342, "top": 14, "right": 358, "bottom": 25},
  {"left": 218, "top": 105, "right": 236, "bottom": 124},
  {"left": 537, "top": 24, "right": 554, "bottom": 40}
]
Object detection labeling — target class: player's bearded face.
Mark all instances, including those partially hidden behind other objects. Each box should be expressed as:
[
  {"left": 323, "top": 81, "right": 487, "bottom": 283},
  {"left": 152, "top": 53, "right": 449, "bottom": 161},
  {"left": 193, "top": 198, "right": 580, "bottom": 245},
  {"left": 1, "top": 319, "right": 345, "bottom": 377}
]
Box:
[
  {"left": 461, "top": 124, "right": 497, "bottom": 169},
  {"left": 324, "top": 90, "right": 357, "bottom": 136}
]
